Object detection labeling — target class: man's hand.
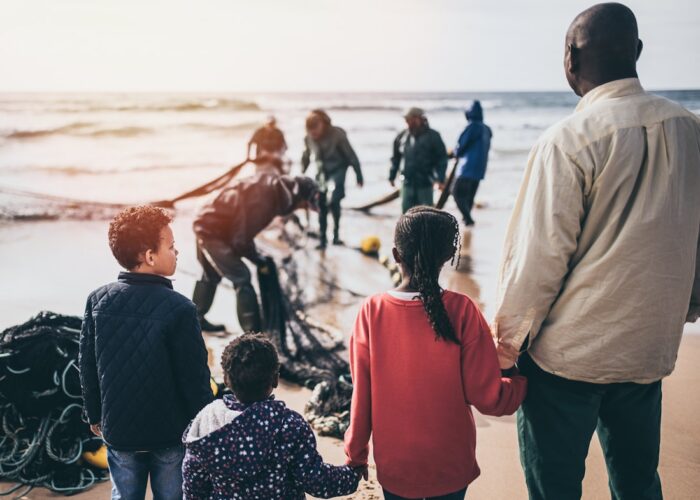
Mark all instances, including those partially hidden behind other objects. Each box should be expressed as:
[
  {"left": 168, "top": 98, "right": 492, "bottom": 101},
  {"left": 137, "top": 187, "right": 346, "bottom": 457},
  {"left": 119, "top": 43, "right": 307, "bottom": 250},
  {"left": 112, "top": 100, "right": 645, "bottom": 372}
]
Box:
[
  {"left": 490, "top": 321, "right": 519, "bottom": 370},
  {"left": 496, "top": 340, "right": 519, "bottom": 370},
  {"left": 357, "top": 180, "right": 364, "bottom": 188},
  {"left": 389, "top": 179, "right": 395, "bottom": 188},
  {"left": 435, "top": 182, "right": 446, "bottom": 191},
  {"left": 90, "top": 423, "right": 102, "bottom": 438}
]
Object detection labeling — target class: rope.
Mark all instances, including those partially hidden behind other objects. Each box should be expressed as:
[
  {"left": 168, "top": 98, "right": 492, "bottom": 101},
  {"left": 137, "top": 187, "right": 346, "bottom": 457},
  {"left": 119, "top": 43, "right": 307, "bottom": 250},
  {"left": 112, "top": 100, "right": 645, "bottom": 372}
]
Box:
[{"left": 0, "top": 313, "right": 109, "bottom": 495}]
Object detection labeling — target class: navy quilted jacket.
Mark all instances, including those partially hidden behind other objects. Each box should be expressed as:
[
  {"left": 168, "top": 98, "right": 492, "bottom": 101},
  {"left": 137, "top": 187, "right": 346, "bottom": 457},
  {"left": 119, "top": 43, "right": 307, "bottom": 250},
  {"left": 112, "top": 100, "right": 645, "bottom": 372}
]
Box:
[
  {"left": 182, "top": 395, "right": 361, "bottom": 499},
  {"left": 79, "top": 272, "right": 213, "bottom": 451}
]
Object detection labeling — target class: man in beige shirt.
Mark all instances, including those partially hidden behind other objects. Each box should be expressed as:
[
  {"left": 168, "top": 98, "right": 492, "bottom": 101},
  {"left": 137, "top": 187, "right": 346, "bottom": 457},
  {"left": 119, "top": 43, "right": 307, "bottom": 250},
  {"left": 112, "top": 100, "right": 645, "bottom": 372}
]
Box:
[{"left": 494, "top": 3, "right": 700, "bottom": 499}]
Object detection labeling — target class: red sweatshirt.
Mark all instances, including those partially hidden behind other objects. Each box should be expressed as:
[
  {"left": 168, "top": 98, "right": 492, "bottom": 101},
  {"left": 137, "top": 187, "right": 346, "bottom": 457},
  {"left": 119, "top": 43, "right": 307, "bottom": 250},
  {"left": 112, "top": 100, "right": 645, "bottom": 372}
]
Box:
[{"left": 344, "top": 290, "right": 527, "bottom": 498}]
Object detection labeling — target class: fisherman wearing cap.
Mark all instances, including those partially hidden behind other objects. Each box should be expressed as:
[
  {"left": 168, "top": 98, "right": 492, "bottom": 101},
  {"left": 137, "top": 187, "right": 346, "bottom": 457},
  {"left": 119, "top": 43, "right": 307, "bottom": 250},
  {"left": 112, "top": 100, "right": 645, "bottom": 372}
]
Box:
[
  {"left": 452, "top": 100, "right": 492, "bottom": 226},
  {"left": 301, "top": 109, "right": 363, "bottom": 249},
  {"left": 191, "top": 174, "right": 319, "bottom": 333},
  {"left": 247, "top": 116, "right": 288, "bottom": 175},
  {"left": 389, "top": 107, "right": 448, "bottom": 213}
]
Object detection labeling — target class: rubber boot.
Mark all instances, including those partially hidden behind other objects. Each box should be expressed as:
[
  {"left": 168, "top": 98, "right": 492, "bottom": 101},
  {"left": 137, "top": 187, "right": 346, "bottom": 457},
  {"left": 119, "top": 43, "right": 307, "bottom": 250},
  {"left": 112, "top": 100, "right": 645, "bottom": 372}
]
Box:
[
  {"left": 236, "top": 283, "right": 262, "bottom": 333},
  {"left": 331, "top": 202, "right": 343, "bottom": 245},
  {"left": 192, "top": 280, "right": 226, "bottom": 332}
]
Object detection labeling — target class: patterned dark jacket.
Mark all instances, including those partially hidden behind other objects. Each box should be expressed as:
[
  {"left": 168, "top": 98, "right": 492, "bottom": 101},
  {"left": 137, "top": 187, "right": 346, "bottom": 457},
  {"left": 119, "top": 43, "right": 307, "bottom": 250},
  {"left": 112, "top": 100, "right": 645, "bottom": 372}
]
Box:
[
  {"left": 79, "top": 272, "right": 213, "bottom": 451},
  {"left": 182, "top": 395, "right": 360, "bottom": 499}
]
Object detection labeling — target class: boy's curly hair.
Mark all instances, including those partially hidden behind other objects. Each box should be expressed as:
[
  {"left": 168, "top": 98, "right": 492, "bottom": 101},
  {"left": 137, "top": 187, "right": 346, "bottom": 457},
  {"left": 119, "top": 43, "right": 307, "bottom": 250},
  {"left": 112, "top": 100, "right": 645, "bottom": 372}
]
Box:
[
  {"left": 108, "top": 206, "right": 172, "bottom": 270},
  {"left": 221, "top": 333, "right": 280, "bottom": 403}
]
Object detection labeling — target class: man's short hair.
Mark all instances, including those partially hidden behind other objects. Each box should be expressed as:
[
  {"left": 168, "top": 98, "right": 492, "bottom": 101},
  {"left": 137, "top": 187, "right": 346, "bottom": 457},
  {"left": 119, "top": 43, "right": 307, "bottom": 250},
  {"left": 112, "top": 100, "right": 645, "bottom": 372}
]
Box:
[
  {"left": 221, "top": 333, "right": 280, "bottom": 403},
  {"left": 108, "top": 206, "right": 172, "bottom": 270}
]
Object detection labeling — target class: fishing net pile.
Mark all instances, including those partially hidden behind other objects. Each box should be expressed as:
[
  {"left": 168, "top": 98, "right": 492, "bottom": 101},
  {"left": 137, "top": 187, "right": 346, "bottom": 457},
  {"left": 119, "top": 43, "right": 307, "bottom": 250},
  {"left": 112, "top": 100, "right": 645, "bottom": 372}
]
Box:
[
  {"left": 0, "top": 312, "right": 108, "bottom": 496},
  {"left": 258, "top": 253, "right": 353, "bottom": 439}
]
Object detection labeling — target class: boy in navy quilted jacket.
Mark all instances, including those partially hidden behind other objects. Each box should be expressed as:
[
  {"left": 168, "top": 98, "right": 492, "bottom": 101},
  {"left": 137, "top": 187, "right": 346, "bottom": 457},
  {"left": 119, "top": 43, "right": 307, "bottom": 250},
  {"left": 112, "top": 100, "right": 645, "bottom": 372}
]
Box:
[
  {"left": 183, "top": 333, "right": 364, "bottom": 499},
  {"left": 79, "top": 206, "right": 213, "bottom": 500}
]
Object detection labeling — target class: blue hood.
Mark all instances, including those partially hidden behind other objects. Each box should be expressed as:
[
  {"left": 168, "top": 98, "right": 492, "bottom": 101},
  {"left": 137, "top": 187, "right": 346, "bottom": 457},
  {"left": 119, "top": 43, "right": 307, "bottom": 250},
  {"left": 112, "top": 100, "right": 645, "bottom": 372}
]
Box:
[{"left": 465, "top": 100, "right": 483, "bottom": 122}]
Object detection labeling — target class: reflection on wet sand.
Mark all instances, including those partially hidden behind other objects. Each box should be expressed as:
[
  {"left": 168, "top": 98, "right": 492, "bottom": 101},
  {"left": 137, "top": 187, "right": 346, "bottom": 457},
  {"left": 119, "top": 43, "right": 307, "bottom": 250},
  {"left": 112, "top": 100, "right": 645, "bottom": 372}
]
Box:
[{"left": 446, "top": 228, "right": 483, "bottom": 309}]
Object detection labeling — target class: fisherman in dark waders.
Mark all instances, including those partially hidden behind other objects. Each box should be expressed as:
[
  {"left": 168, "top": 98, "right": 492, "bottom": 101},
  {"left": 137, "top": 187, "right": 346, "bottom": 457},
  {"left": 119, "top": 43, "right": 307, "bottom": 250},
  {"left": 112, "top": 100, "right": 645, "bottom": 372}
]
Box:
[
  {"left": 389, "top": 107, "right": 448, "bottom": 213},
  {"left": 301, "top": 110, "right": 363, "bottom": 249},
  {"left": 247, "top": 116, "right": 288, "bottom": 175},
  {"left": 452, "top": 100, "right": 492, "bottom": 226},
  {"left": 191, "top": 174, "right": 319, "bottom": 332}
]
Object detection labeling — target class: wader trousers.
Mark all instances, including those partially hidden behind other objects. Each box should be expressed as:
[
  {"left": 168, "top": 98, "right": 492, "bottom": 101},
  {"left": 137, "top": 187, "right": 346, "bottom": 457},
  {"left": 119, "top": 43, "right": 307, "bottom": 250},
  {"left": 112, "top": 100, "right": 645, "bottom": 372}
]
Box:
[
  {"left": 401, "top": 183, "right": 433, "bottom": 213},
  {"left": 192, "top": 238, "right": 262, "bottom": 333},
  {"left": 452, "top": 177, "right": 480, "bottom": 225}
]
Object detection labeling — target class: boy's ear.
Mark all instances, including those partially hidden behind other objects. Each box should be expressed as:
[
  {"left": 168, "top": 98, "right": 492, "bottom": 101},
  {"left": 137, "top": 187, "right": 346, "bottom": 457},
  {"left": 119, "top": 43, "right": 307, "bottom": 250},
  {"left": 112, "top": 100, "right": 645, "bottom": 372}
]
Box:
[
  {"left": 144, "top": 248, "right": 156, "bottom": 266},
  {"left": 271, "top": 371, "right": 279, "bottom": 389}
]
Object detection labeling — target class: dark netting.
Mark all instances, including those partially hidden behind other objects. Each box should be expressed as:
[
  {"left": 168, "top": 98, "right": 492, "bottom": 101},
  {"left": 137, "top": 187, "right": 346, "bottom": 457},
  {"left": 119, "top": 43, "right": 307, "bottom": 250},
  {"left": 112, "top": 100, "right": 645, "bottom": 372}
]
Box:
[
  {"left": 258, "top": 255, "right": 353, "bottom": 438},
  {"left": 0, "top": 312, "right": 108, "bottom": 496}
]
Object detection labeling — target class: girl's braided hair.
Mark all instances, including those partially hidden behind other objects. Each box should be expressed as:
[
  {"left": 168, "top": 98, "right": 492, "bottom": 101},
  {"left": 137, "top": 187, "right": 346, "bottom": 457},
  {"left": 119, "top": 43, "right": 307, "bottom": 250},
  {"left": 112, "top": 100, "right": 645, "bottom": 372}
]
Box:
[{"left": 394, "top": 206, "right": 461, "bottom": 344}]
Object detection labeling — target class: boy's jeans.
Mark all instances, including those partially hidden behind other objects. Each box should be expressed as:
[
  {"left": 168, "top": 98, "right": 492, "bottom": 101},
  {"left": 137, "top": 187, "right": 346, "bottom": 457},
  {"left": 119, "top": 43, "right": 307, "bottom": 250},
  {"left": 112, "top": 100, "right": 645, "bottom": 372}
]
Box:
[{"left": 107, "top": 445, "right": 184, "bottom": 500}]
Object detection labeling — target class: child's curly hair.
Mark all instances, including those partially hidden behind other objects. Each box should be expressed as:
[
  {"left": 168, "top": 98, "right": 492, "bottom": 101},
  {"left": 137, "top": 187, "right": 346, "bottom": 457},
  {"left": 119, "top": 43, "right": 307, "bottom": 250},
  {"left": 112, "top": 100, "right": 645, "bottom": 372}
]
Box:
[
  {"left": 221, "top": 333, "right": 280, "bottom": 403},
  {"left": 108, "top": 206, "right": 172, "bottom": 270}
]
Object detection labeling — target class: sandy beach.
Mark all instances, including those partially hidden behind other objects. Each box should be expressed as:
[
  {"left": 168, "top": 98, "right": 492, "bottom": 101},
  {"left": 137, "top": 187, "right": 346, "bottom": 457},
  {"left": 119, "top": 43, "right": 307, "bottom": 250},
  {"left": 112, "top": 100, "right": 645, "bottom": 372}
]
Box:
[{"left": 1, "top": 199, "right": 699, "bottom": 499}]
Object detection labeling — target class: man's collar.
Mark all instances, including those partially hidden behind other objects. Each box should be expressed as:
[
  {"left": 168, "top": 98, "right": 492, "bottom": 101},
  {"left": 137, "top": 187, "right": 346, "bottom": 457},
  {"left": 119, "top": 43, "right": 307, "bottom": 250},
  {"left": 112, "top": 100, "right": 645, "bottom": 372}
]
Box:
[{"left": 575, "top": 78, "right": 644, "bottom": 112}]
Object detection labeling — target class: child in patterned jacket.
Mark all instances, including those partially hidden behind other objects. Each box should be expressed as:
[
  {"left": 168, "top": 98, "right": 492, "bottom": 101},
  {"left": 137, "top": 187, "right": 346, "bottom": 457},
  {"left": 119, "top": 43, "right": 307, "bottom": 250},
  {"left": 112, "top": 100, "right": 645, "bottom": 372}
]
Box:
[{"left": 182, "top": 333, "right": 364, "bottom": 499}]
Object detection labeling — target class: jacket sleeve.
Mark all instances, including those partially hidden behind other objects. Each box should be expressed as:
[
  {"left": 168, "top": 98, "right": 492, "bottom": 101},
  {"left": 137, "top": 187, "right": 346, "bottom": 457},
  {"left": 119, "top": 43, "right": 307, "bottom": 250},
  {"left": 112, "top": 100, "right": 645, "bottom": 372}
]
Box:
[
  {"left": 344, "top": 302, "right": 371, "bottom": 467},
  {"left": 301, "top": 136, "right": 311, "bottom": 173},
  {"left": 689, "top": 227, "right": 700, "bottom": 323},
  {"left": 461, "top": 304, "right": 527, "bottom": 416},
  {"left": 79, "top": 298, "right": 102, "bottom": 424},
  {"left": 182, "top": 448, "right": 213, "bottom": 500},
  {"left": 389, "top": 132, "right": 403, "bottom": 182},
  {"left": 289, "top": 415, "right": 361, "bottom": 498},
  {"left": 338, "top": 130, "right": 363, "bottom": 184},
  {"left": 455, "top": 126, "right": 475, "bottom": 158},
  {"left": 494, "top": 141, "right": 587, "bottom": 350},
  {"left": 432, "top": 132, "right": 448, "bottom": 183},
  {"left": 168, "top": 303, "right": 214, "bottom": 419}
]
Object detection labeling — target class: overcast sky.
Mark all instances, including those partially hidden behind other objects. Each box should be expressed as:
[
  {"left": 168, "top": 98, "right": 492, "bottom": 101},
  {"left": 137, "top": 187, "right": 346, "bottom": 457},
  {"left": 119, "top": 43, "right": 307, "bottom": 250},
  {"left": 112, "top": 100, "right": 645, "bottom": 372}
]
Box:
[{"left": 1, "top": 0, "right": 698, "bottom": 92}]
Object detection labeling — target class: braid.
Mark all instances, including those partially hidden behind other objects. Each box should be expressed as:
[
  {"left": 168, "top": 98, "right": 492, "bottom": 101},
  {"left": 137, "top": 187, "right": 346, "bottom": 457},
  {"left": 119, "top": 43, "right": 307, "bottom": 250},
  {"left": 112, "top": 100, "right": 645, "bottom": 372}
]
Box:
[{"left": 394, "top": 206, "right": 461, "bottom": 344}]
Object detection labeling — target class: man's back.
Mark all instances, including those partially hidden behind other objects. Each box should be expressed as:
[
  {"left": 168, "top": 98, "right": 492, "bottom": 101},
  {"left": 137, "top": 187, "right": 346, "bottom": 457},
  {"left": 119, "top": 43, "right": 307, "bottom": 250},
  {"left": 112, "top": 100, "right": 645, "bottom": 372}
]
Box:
[{"left": 497, "top": 78, "right": 700, "bottom": 383}]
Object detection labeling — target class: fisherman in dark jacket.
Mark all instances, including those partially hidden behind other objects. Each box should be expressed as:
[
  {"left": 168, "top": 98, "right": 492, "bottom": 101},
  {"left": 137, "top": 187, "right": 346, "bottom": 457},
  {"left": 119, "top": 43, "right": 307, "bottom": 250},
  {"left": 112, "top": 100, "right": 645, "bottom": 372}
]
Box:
[
  {"left": 389, "top": 107, "right": 448, "bottom": 213},
  {"left": 247, "top": 115, "right": 288, "bottom": 175},
  {"left": 80, "top": 206, "right": 213, "bottom": 500},
  {"left": 452, "top": 100, "right": 492, "bottom": 226},
  {"left": 192, "top": 174, "right": 319, "bottom": 333},
  {"left": 301, "top": 109, "right": 363, "bottom": 248}
]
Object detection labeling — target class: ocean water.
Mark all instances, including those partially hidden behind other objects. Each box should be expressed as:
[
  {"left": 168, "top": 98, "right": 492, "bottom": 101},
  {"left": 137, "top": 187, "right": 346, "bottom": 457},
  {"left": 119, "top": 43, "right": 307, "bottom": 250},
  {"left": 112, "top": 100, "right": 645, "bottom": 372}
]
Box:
[{"left": 1, "top": 90, "right": 699, "bottom": 216}]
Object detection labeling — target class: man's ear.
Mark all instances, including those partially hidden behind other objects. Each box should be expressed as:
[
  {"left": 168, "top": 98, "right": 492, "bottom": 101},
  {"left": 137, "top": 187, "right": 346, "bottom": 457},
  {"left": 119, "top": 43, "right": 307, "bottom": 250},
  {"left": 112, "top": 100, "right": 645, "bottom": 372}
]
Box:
[
  {"left": 565, "top": 43, "right": 578, "bottom": 75},
  {"left": 636, "top": 39, "right": 643, "bottom": 61},
  {"left": 391, "top": 247, "right": 401, "bottom": 264}
]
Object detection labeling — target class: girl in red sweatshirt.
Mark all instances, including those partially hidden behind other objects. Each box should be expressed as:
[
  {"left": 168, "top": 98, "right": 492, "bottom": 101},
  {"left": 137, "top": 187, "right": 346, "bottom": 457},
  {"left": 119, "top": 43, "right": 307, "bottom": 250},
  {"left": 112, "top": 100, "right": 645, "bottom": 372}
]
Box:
[{"left": 344, "top": 206, "right": 527, "bottom": 500}]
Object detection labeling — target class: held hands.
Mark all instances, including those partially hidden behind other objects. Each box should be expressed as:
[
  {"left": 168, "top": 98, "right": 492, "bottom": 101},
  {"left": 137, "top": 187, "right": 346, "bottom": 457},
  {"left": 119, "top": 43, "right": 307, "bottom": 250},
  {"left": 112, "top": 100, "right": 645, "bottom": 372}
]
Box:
[
  {"left": 90, "top": 423, "right": 102, "bottom": 438},
  {"left": 490, "top": 322, "right": 519, "bottom": 370},
  {"left": 352, "top": 464, "right": 369, "bottom": 481}
]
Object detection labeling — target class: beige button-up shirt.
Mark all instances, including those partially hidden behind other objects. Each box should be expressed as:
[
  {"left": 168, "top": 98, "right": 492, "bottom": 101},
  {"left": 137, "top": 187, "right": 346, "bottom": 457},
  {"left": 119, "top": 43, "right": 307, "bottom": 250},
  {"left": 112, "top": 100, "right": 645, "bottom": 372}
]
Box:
[{"left": 495, "top": 78, "right": 700, "bottom": 384}]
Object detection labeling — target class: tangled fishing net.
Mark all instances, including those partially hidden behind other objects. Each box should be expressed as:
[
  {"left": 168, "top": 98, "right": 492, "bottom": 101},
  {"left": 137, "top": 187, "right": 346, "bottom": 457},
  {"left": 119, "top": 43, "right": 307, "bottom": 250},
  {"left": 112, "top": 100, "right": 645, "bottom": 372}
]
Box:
[{"left": 0, "top": 312, "right": 108, "bottom": 496}]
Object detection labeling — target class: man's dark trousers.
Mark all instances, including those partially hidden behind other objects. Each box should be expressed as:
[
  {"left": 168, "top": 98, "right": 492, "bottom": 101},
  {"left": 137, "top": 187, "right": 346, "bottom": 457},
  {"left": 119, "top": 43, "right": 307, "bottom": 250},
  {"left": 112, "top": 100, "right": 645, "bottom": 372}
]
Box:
[
  {"left": 193, "top": 238, "right": 262, "bottom": 333},
  {"left": 452, "top": 177, "right": 480, "bottom": 225},
  {"left": 517, "top": 353, "right": 662, "bottom": 500}
]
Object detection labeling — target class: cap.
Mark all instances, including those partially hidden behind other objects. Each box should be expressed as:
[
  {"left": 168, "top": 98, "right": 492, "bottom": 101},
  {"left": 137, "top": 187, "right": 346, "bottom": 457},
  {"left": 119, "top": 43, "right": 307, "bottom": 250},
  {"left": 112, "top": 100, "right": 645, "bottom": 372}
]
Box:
[{"left": 403, "top": 107, "right": 425, "bottom": 119}]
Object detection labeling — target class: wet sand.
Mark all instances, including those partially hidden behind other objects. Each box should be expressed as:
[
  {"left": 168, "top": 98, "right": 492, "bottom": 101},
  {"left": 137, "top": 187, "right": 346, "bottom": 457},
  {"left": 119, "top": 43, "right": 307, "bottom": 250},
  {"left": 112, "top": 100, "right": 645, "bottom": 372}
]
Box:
[{"left": 1, "top": 199, "right": 699, "bottom": 499}]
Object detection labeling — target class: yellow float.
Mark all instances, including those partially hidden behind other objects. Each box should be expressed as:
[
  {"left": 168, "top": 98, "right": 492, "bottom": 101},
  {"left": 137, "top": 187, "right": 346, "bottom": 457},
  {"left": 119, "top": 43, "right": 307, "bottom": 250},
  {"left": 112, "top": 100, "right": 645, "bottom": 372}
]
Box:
[{"left": 82, "top": 445, "right": 108, "bottom": 469}]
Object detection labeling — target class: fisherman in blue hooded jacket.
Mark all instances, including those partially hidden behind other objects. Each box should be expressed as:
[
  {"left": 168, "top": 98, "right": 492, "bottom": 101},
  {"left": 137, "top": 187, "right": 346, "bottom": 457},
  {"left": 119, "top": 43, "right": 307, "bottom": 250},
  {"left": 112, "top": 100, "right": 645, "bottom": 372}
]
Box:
[{"left": 452, "top": 100, "right": 492, "bottom": 226}]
